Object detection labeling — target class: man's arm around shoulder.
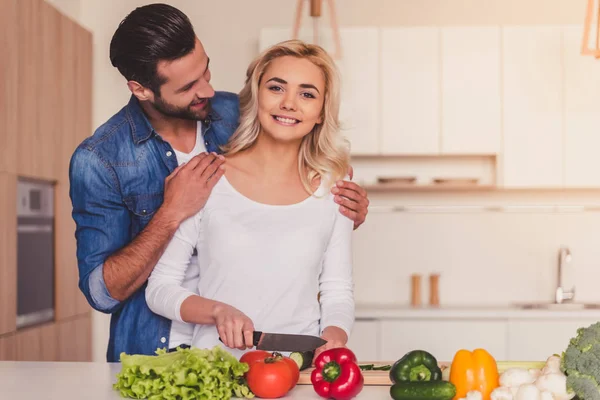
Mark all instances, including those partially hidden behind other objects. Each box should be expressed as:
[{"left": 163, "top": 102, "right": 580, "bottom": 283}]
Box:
[{"left": 69, "top": 148, "right": 226, "bottom": 311}]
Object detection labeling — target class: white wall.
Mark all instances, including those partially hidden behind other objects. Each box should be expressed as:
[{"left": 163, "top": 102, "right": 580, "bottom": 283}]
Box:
[{"left": 44, "top": 0, "right": 596, "bottom": 361}]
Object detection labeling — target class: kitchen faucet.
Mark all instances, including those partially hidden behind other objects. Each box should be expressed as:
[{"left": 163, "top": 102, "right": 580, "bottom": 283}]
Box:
[{"left": 555, "top": 246, "right": 575, "bottom": 304}]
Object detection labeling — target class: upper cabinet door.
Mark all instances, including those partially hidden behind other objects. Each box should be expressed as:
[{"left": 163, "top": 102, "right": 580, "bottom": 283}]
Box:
[
  {"left": 336, "top": 28, "right": 380, "bottom": 155},
  {"left": 502, "top": 27, "right": 564, "bottom": 188},
  {"left": 381, "top": 27, "right": 440, "bottom": 155},
  {"left": 563, "top": 25, "right": 600, "bottom": 188},
  {"left": 0, "top": 0, "right": 18, "bottom": 174},
  {"left": 259, "top": 27, "right": 380, "bottom": 155},
  {"left": 441, "top": 27, "right": 501, "bottom": 155}
]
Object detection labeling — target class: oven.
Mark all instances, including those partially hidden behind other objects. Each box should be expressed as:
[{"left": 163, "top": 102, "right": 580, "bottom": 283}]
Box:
[{"left": 16, "top": 178, "right": 55, "bottom": 329}]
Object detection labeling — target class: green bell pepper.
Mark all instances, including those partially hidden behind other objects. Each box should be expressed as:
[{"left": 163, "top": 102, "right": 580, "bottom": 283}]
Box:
[{"left": 389, "top": 350, "right": 442, "bottom": 384}]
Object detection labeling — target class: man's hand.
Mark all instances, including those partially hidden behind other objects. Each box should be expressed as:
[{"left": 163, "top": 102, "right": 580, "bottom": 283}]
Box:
[
  {"left": 313, "top": 326, "right": 348, "bottom": 361},
  {"left": 162, "top": 152, "right": 226, "bottom": 224},
  {"left": 331, "top": 179, "right": 369, "bottom": 230}
]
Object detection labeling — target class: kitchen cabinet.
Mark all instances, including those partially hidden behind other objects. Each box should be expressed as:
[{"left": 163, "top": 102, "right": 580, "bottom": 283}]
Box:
[
  {"left": 15, "top": 323, "right": 58, "bottom": 361},
  {"left": 334, "top": 28, "right": 380, "bottom": 155},
  {"left": 502, "top": 27, "right": 563, "bottom": 188},
  {"left": 55, "top": 15, "right": 85, "bottom": 321},
  {"left": 0, "top": 0, "right": 92, "bottom": 361},
  {"left": 0, "top": 0, "right": 18, "bottom": 174},
  {"left": 58, "top": 314, "right": 91, "bottom": 362},
  {"left": 259, "top": 27, "right": 380, "bottom": 155},
  {"left": 381, "top": 27, "right": 440, "bottom": 155},
  {"left": 507, "top": 319, "right": 595, "bottom": 361},
  {"left": 0, "top": 173, "right": 17, "bottom": 336},
  {"left": 73, "top": 20, "right": 93, "bottom": 316},
  {"left": 379, "top": 320, "right": 508, "bottom": 362},
  {"left": 39, "top": 323, "right": 59, "bottom": 361},
  {"left": 17, "top": 0, "right": 56, "bottom": 181},
  {"left": 0, "top": 334, "right": 16, "bottom": 361},
  {"left": 563, "top": 26, "right": 600, "bottom": 188},
  {"left": 441, "top": 27, "right": 501, "bottom": 155},
  {"left": 40, "top": 2, "right": 62, "bottom": 181},
  {"left": 347, "top": 319, "right": 380, "bottom": 361},
  {"left": 351, "top": 314, "right": 595, "bottom": 362},
  {"left": 15, "top": 323, "right": 58, "bottom": 362},
  {"left": 15, "top": 326, "right": 42, "bottom": 361}
]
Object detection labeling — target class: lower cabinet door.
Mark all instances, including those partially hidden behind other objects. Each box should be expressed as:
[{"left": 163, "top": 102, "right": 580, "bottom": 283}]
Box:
[
  {"left": 508, "top": 319, "right": 597, "bottom": 361},
  {"left": 347, "top": 319, "right": 380, "bottom": 361},
  {"left": 58, "top": 314, "right": 91, "bottom": 362},
  {"left": 380, "top": 320, "right": 508, "bottom": 362},
  {"left": 0, "top": 334, "right": 16, "bottom": 361}
]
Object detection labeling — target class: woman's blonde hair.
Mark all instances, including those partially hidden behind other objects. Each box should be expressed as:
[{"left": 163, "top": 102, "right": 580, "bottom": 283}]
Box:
[{"left": 221, "top": 39, "right": 350, "bottom": 194}]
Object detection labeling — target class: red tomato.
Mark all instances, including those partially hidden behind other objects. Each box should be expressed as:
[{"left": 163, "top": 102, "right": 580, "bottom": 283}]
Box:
[
  {"left": 246, "top": 355, "right": 296, "bottom": 398},
  {"left": 280, "top": 355, "right": 300, "bottom": 389},
  {"left": 240, "top": 350, "right": 272, "bottom": 367}
]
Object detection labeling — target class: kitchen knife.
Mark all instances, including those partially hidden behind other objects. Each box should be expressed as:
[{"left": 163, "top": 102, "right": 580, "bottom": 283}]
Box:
[{"left": 219, "top": 331, "right": 327, "bottom": 352}]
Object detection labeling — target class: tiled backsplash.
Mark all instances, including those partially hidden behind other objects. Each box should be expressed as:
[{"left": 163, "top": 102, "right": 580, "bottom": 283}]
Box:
[{"left": 352, "top": 207, "right": 600, "bottom": 306}]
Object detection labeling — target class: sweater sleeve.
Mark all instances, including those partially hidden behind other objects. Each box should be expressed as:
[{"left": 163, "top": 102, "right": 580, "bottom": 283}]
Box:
[
  {"left": 318, "top": 202, "right": 355, "bottom": 339},
  {"left": 145, "top": 212, "right": 201, "bottom": 323}
]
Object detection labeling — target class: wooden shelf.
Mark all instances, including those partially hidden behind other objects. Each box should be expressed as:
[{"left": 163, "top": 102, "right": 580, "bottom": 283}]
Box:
[
  {"left": 351, "top": 153, "right": 497, "bottom": 159},
  {"left": 364, "top": 183, "right": 600, "bottom": 193},
  {"left": 365, "top": 184, "right": 496, "bottom": 192}
]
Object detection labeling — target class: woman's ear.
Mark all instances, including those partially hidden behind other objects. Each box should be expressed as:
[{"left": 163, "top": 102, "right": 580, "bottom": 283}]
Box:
[{"left": 317, "top": 112, "right": 324, "bottom": 125}]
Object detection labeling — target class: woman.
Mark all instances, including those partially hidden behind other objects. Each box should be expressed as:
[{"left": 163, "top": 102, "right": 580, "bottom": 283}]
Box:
[{"left": 145, "top": 40, "right": 354, "bottom": 360}]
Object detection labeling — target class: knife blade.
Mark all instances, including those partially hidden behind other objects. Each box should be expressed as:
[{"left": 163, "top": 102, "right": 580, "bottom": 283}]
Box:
[
  {"left": 219, "top": 331, "right": 327, "bottom": 352},
  {"left": 255, "top": 331, "right": 327, "bottom": 352}
]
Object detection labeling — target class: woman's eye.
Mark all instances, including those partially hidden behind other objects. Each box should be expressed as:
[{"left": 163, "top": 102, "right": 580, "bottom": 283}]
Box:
[
  {"left": 268, "top": 86, "right": 282, "bottom": 92},
  {"left": 302, "top": 92, "right": 316, "bottom": 99}
]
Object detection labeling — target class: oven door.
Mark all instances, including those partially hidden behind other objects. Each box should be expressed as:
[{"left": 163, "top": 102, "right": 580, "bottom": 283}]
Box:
[{"left": 16, "top": 179, "right": 55, "bottom": 329}]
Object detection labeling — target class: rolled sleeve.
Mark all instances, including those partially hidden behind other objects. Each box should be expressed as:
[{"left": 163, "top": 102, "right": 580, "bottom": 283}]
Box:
[
  {"left": 88, "top": 263, "right": 121, "bottom": 312},
  {"left": 70, "top": 147, "right": 129, "bottom": 313}
]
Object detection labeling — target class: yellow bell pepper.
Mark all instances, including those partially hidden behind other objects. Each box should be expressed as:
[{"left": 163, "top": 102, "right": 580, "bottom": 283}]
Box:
[{"left": 449, "top": 349, "right": 499, "bottom": 400}]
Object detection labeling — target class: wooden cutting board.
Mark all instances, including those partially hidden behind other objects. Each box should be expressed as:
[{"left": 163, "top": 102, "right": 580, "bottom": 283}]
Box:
[
  {"left": 298, "top": 360, "right": 544, "bottom": 386},
  {"left": 298, "top": 361, "right": 450, "bottom": 386}
]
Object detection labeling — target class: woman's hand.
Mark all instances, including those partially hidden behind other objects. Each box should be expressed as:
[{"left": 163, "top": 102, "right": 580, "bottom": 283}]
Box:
[
  {"left": 212, "top": 302, "right": 255, "bottom": 350},
  {"left": 313, "top": 326, "right": 349, "bottom": 361}
]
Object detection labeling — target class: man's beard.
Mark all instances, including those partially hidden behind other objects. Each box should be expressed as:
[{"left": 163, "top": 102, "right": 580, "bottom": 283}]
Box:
[{"left": 152, "top": 96, "right": 211, "bottom": 121}]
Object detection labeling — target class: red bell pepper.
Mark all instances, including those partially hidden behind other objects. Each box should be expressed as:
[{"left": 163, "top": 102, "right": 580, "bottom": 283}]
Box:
[{"left": 310, "top": 348, "right": 364, "bottom": 400}]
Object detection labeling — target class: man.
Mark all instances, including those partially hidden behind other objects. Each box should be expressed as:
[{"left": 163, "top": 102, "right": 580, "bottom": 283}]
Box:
[{"left": 69, "top": 3, "right": 370, "bottom": 362}]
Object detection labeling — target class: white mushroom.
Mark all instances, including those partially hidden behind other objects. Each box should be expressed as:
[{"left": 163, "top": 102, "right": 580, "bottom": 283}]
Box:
[
  {"left": 500, "top": 368, "right": 538, "bottom": 388},
  {"left": 460, "top": 391, "right": 484, "bottom": 400},
  {"left": 535, "top": 373, "right": 575, "bottom": 400},
  {"left": 541, "top": 356, "right": 562, "bottom": 376},
  {"left": 540, "top": 391, "right": 554, "bottom": 400},
  {"left": 515, "top": 383, "right": 542, "bottom": 400},
  {"left": 492, "top": 386, "right": 514, "bottom": 400}
]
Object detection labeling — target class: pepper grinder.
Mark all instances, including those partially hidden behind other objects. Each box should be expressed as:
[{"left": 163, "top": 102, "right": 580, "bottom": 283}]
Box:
[
  {"left": 410, "top": 274, "right": 422, "bottom": 307},
  {"left": 429, "top": 273, "right": 440, "bottom": 307}
]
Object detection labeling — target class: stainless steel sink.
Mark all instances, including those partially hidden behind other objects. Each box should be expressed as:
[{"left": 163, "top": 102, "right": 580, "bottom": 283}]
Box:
[{"left": 515, "top": 302, "right": 600, "bottom": 310}]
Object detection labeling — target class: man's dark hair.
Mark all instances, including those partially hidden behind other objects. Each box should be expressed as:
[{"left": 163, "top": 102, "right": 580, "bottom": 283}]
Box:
[{"left": 109, "top": 3, "right": 196, "bottom": 94}]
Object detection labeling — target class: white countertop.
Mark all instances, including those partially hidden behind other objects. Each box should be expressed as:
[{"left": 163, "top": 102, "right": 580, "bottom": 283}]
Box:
[
  {"left": 0, "top": 361, "right": 391, "bottom": 399},
  {"left": 355, "top": 303, "right": 600, "bottom": 319}
]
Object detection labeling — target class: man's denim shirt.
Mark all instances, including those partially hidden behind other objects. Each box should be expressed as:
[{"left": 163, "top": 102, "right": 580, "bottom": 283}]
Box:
[{"left": 69, "top": 92, "right": 240, "bottom": 362}]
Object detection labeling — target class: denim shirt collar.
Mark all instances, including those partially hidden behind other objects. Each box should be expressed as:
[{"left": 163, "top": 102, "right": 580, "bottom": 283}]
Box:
[
  {"left": 207, "top": 106, "right": 223, "bottom": 122},
  {"left": 125, "top": 95, "right": 223, "bottom": 145}
]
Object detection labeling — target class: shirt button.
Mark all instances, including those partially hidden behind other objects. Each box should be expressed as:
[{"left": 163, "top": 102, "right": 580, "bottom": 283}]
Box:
[
  {"left": 166, "top": 151, "right": 173, "bottom": 157},
  {"left": 160, "top": 337, "right": 166, "bottom": 344}
]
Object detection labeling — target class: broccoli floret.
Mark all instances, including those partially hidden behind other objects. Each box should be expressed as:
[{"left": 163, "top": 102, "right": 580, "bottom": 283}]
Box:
[
  {"left": 566, "top": 371, "right": 600, "bottom": 400},
  {"left": 561, "top": 322, "right": 600, "bottom": 400}
]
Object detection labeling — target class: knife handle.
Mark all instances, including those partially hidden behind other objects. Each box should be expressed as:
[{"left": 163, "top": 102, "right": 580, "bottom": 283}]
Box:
[{"left": 218, "top": 331, "right": 263, "bottom": 347}]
